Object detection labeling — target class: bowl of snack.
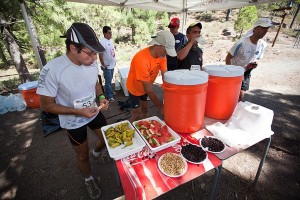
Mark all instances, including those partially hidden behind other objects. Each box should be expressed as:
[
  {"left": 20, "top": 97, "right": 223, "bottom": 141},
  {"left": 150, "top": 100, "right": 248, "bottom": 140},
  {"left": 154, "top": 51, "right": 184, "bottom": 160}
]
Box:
[
  {"left": 200, "top": 136, "right": 225, "bottom": 153},
  {"left": 180, "top": 143, "right": 207, "bottom": 164},
  {"left": 158, "top": 152, "right": 187, "bottom": 177},
  {"left": 101, "top": 120, "right": 145, "bottom": 160},
  {"left": 133, "top": 116, "right": 180, "bottom": 152}
]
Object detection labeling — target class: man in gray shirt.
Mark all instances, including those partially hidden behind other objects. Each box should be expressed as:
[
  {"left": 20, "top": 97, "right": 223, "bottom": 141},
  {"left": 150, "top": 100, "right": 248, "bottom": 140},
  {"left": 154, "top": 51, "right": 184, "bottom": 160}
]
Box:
[{"left": 177, "top": 22, "right": 203, "bottom": 70}]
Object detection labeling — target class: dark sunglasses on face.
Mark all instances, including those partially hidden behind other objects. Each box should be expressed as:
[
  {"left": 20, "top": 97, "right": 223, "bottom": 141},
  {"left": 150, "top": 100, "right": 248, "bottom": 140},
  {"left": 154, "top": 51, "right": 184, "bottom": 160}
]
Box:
[{"left": 81, "top": 49, "right": 97, "bottom": 57}]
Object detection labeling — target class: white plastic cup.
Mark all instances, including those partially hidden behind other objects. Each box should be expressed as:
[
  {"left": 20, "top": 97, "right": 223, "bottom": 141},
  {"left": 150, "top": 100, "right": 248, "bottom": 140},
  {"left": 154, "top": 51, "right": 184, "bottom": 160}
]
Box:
[{"left": 197, "top": 37, "right": 206, "bottom": 45}]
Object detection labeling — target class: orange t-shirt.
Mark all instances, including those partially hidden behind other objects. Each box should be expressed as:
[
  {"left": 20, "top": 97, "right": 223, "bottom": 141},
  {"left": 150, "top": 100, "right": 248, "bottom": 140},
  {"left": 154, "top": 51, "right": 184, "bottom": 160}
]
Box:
[{"left": 126, "top": 47, "right": 167, "bottom": 96}]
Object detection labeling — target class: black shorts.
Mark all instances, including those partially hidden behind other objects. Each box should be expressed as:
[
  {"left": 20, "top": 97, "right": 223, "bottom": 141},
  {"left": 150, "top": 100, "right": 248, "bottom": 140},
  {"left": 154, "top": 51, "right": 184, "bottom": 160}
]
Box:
[
  {"left": 128, "top": 92, "right": 147, "bottom": 109},
  {"left": 241, "top": 70, "right": 252, "bottom": 91},
  {"left": 66, "top": 112, "right": 107, "bottom": 146}
]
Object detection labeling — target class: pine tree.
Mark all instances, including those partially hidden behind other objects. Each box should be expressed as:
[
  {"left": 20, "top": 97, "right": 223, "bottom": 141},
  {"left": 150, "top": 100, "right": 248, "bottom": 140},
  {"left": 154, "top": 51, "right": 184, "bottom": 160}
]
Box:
[{"left": 234, "top": 6, "right": 258, "bottom": 38}]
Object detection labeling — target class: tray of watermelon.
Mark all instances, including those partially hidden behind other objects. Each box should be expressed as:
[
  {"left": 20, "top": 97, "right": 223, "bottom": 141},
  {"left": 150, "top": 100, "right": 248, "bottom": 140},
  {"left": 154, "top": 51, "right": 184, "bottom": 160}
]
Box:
[{"left": 133, "top": 116, "right": 181, "bottom": 152}]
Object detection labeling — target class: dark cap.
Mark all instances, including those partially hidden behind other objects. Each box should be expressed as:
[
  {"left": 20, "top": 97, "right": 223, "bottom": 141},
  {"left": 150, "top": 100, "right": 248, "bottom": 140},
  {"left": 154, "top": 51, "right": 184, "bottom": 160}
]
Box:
[
  {"left": 61, "top": 23, "right": 105, "bottom": 53},
  {"left": 188, "top": 22, "right": 202, "bottom": 30}
]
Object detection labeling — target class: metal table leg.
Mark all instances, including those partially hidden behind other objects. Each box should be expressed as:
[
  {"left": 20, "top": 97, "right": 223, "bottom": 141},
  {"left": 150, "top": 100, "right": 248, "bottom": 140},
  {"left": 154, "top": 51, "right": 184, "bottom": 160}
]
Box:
[
  {"left": 253, "top": 136, "right": 271, "bottom": 186},
  {"left": 113, "top": 162, "right": 121, "bottom": 186},
  {"left": 209, "top": 164, "right": 222, "bottom": 200}
]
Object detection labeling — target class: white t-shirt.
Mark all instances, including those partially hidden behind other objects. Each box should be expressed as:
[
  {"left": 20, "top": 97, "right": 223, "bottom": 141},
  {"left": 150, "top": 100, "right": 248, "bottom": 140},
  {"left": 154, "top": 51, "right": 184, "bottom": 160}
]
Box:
[
  {"left": 37, "top": 54, "right": 99, "bottom": 129},
  {"left": 228, "top": 37, "right": 267, "bottom": 70},
  {"left": 100, "top": 38, "right": 116, "bottom": 69}
]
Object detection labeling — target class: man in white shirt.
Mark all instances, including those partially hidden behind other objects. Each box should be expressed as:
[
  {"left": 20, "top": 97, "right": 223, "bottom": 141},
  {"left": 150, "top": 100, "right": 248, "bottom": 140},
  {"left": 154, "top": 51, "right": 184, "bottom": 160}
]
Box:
[
  {"left": 225, "top": 18, "right": 272, "bottom": 101},
  {"left": 37, "top": 23, "right": 109, "bottom": 199},
  {"left": 99, "top": 26, "right": 117, "bottom": 102}
]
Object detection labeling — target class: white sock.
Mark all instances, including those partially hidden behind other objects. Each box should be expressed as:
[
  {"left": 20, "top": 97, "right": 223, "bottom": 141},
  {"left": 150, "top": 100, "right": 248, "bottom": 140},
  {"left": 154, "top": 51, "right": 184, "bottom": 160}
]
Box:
[
  {"left": 85, "top": 176, "right": 94, "bottom": 182},
  {"left": 93, "top": 149, "right": 100, "bottom": 157}
]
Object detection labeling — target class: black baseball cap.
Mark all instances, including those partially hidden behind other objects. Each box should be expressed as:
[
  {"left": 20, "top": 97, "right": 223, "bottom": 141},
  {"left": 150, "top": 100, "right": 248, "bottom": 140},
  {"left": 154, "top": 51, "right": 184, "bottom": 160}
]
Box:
[{"left": 61, "top": 23, "right": 105, "bottom": 53}]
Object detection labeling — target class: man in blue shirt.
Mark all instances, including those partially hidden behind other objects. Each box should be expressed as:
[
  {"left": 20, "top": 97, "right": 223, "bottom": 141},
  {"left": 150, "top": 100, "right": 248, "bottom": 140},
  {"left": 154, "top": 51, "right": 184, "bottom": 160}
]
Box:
[{"left": 167, "top": 17, "right": 187, "bottom": 71}]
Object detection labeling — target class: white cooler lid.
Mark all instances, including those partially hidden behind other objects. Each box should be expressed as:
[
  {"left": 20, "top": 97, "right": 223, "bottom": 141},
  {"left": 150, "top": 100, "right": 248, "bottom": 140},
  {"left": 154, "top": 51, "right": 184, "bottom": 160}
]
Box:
[
  {"left": 164, "top": 70, "right": 208, "bottom": 85},
  {"left": 18, "top": 81, "right": 38, "bottom": 90},
  {"left": 203, "top": 65, "right": 244, "bottom": 77},
  {"left": 118, "top": 67, "right": 130, "bottom": 78}
]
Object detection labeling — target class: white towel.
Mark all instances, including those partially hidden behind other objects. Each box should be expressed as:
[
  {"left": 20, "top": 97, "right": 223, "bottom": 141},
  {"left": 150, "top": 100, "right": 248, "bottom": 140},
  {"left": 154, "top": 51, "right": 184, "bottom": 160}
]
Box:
[{"left": 206, "top": 101, "right": 274, "bottom": 147}]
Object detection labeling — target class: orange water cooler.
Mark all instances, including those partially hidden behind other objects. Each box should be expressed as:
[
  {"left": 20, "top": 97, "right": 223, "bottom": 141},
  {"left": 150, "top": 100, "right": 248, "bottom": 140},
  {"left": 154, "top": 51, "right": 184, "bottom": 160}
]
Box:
[
  {"left": 203, "top": 65, "right": 244, "bottom": 120},
  {"left": 162, "top": 70, "right": 208, "bottom": 133},
  {"left": 18, "top": 81, "right": 40, "bottom": 109}
]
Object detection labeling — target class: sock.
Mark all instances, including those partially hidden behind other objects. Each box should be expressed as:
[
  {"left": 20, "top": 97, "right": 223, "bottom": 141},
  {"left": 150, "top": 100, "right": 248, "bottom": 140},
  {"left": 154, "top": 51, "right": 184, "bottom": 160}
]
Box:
[
  {"left": 93, "top": 149, "right": 100, "bottom": 157},
  {"left": 85, "top": 176, "right": 94, "bottom": 182}
]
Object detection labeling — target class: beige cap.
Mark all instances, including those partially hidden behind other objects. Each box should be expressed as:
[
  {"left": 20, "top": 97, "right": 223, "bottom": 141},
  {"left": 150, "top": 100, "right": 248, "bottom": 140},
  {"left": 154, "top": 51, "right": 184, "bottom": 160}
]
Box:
[
  {"left": 253, "top": 18, "right": 273, "bottom": 28},
  {"left": 148, "top": 30, "right": 176, "bottom": 57}
]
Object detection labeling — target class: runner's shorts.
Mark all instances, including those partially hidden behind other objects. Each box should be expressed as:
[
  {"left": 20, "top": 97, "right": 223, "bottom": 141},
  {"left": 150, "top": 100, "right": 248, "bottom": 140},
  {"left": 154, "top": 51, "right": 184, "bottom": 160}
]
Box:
[
  {"left": 128, "top": 92, "right": 147, "bottom": 109},
  {"left": 241, "top": 70, "right": 252, "bottom": 91},
  {"left": 66, "top": 112, "right": 107, "bottom": 146}
]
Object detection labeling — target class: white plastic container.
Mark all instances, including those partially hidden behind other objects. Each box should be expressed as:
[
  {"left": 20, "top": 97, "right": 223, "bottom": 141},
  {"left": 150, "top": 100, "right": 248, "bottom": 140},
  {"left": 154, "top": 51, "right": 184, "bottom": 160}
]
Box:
[
  {"left": 118, "top": 67, "right": 130, "bottom": 96},
  {"left": 101, "top": 120, "right": 145, "bottom": 160}
]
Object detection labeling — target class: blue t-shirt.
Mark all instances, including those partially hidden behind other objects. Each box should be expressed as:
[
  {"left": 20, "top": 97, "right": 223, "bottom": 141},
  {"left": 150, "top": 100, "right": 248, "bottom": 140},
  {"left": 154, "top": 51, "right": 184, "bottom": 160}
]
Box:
[{"left": 167, "top": 32, "right": 186, "bottom": 71}]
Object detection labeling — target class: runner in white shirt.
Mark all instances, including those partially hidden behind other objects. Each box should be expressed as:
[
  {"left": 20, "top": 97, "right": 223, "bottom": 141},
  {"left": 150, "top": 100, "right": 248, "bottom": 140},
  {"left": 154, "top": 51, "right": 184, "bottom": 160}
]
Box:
[
  {"left": 225, "top": 18, "right": 272, "bottom": 101},
  {"left": 99, "top": 26, "right": 117, "bottom": 102},
  {"left": 37, "top": 23, "right": 108, "bottom": 199}
]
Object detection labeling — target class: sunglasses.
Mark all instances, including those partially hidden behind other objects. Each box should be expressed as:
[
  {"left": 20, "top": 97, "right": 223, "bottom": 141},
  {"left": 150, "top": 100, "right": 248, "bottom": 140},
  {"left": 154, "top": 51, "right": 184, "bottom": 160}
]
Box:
[{"left": 81, "top": 49, "right": 97, "bottom": 57}]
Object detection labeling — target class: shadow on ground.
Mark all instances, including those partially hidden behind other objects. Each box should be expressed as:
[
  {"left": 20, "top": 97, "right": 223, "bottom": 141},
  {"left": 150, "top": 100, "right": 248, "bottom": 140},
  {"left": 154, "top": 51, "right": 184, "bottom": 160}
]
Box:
[{"left": 0, "top": 85, "right": 299, "bottom": 199}]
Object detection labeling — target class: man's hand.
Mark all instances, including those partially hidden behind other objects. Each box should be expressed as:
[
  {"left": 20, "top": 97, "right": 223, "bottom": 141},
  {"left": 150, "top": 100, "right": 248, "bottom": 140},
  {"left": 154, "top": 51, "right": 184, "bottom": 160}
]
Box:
[
  {"left": 245, "top": 62, "right": 258, "bottom": 71},
  {"left": 159, "top": 105, "right": 164, "bottom": 115},
  {"left": 190, "top": 37, "right": 198, "bottom": 45},
  {"left": 99, "top": 98, "right": 109, "bottom": 110},
  {"left": 79, "top": 107, "right": 99, "bottom": 118}
]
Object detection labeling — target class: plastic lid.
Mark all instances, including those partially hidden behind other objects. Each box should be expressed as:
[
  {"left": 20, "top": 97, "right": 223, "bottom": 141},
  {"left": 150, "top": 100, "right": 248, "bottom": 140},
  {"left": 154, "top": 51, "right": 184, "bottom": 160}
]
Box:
[
  {"left": 118, "top": 67, "right": 130, "bottom": 78},
  {"left": 203, "top": 65, "right": 244, "bottom": 77},
  {"left": 164, "top": 70, "right": 208, "bottom": 85},
  {"left": 18, "top": 81, "right": 38, "bottom": 90}
]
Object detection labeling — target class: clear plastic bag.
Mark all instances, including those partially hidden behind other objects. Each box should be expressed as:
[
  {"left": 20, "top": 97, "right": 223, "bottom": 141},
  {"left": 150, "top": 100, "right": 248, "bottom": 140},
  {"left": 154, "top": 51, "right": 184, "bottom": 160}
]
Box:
[
  {"left": 15, "top": 94, "right": 26, "bottom": 111},
  {"left": 0, "top": 95, "right": 8, "bottom": 114}
]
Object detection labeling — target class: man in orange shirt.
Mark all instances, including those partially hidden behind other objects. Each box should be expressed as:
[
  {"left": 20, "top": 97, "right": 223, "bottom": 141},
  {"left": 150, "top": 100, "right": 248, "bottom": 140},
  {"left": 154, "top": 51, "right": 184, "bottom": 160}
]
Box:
[{"left": 126, "top": 30, "right": 176, "bottom": 122}]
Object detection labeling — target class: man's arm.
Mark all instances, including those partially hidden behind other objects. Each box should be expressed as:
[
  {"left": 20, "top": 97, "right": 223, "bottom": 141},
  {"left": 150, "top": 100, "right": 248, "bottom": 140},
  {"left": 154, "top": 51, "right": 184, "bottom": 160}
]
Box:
[
  {"left": 161, "top": 69, "right": 166, "bottom": 82},
  {"left": 39, "top": 95, "right": 98, "bottom": 118},
  {"left": 95, "top": 81, "right": 109, "bottom": 109},
  {"left": 177, "top": 38, "right": 197, "bottom": 60},
  {"left": 98, "top": 53, "right": 106, "bottom": 68},
  {"left": 142, "top": 81, "right": 163, "bottom": 114},
  {"left": 225, "top": 53, "right": 233, "bottom": 65}
]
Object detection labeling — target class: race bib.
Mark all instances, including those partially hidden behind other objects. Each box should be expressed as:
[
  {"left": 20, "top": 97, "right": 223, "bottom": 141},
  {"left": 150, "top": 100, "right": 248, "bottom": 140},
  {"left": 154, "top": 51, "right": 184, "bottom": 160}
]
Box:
[
  {"left": 191, "top": 65, "right": 201, "bottom": 71},
  {"left": 73, "top": 92, "right": 96, "bottom": 109}
]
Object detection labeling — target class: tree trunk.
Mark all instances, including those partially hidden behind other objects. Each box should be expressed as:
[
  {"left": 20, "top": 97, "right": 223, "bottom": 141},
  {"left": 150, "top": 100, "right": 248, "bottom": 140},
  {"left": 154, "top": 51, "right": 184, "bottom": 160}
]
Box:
[
  {"left": 2, "top": 26, "right": 31, "bottom": 83},
  {"left": 0, "top": 42, "right": 9, "bottom": 66},
  {"left": 132, "top": 26, "right": 136, "bottom": 44},
  {"left": 290, "top": 4, "right": 300, "bottom": 29},
  {"left": 28, "top": 16, "right": 47, "bottom": 66},
  {"left": 226, "top": 9, "right": 231, "bottom": 21}
]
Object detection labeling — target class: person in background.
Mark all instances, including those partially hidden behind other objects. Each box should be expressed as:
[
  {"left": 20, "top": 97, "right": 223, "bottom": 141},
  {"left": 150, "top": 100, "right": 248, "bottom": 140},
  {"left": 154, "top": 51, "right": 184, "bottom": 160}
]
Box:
[
  {"left": 225, "top": 18, "right": 272, "bottom": 101},
  {"left": 99, "top": 26, "right": 117, "bottom": 103},
  {"left": 167, "top": 17, "right": 187, "bottom": 71},
  {"left": 126, "top": 30, "right": 176, "bottom": 122},
  {"left": 37, "top": 23, "right": 109, "bottom": 200},
  {"left": 177, "top": 22, "right": 203, "bottom": 70}
]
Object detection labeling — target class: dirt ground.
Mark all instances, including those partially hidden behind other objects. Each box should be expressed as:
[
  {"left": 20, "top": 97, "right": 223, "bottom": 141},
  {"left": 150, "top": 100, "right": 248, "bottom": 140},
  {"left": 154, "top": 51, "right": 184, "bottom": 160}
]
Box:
[{"left": 1, "top": 19, "right": 300, "bottom": 199}]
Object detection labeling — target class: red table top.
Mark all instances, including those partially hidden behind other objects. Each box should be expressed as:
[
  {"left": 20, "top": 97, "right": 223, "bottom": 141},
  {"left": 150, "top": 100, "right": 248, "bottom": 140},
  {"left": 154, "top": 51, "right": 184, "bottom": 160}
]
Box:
[{"left": 115, "top": 134, "right": 222, "bottom": 200}]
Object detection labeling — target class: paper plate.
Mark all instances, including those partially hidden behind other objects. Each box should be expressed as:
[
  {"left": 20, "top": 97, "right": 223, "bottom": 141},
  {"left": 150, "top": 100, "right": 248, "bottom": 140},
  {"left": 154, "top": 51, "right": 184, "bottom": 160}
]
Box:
[
  {"left": 200, "top": 136, "right": 226, "bottom": 153},
  {"left": 158, "top": 153, "right": 187, "bottom": 178},
  {"left": 181, "top": 143, "right": 207, "bottom": 164}
]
